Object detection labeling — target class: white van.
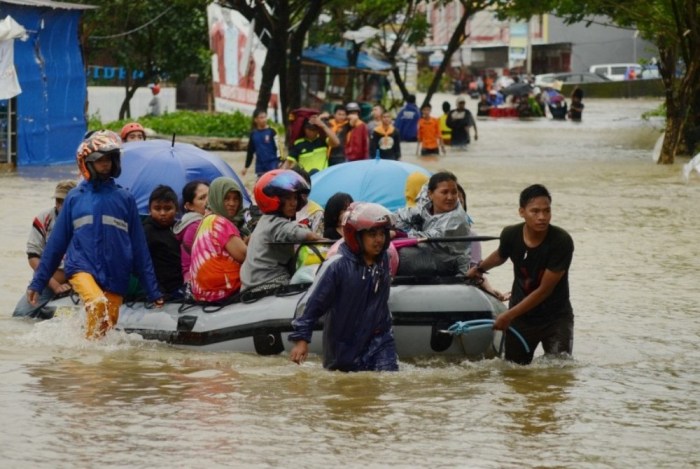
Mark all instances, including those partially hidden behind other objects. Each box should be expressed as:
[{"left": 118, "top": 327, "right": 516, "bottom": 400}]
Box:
[{"left": 589, "top": 63, "right": 642, "bottom": 81}]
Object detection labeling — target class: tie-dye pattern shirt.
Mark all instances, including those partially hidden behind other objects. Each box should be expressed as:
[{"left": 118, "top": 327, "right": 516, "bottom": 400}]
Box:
[{"left": 190, "top": 214, "right": 242, "bottom": 302}]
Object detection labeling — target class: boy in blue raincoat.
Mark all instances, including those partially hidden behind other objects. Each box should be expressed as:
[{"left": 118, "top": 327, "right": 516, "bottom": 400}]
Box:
[{"left": 289, "top": 202, "right": 398, "bottom": 372}]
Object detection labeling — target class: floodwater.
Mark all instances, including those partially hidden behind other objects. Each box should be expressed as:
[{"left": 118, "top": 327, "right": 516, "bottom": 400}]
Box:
[{"left": 1, "top": 98, "right": 699, "bottom": 468}]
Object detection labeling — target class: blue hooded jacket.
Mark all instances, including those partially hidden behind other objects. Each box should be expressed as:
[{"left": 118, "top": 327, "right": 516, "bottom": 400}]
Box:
[
  {"left": 289, "top": 242, "right": 397, "bottom": 371},
  {"left": 29, "top": 179, "right": 161, "bottom": 301},
  {"left": 395, "top": 102, "right": 420, "bottom": 142}
]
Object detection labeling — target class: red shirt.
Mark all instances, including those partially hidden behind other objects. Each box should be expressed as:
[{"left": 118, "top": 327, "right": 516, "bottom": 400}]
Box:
[{"left": 345, "top": 122, "right": 369, "bottom": 160}]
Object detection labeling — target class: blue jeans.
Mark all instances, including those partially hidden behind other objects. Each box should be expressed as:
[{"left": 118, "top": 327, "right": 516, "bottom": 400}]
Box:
[{"left": 12, "top": 286, "right": 55, "bottom": 319}]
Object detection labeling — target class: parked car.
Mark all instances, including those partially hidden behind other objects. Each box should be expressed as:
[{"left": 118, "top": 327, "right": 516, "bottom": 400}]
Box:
[
  {"left": 640, "top": 64, "right": 660, "bottom": 79},
  {"left": 534, "top": 72, "right": 611, "bottom": 87},
  {"left": 589, "top": 63, "right": 641, "bottom": 81}
]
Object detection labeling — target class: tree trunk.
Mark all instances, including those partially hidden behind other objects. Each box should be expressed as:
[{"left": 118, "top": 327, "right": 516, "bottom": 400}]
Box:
[
  {"left": 255, "top": 30, "right": 286, "bottom": 112},
  {"left": 343, "top": 42, "right": 361, "bottom": 102},
  {"left": 391, "top": 66, "right": 411, "bottom": 101},
  {"left": 421, "top": 2, "right": 470, "bottom": 108},
  {"left": 119, "top": 82, "right": 137, "bottom": 121},
  {"left": 286, "top": 0, "right": 324, "bottom": 118}
]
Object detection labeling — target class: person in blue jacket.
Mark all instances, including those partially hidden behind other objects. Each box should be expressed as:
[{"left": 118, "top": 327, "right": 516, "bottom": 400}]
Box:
[
  {"left": 395, "top": 94, "right": 420, "bottom": 142},
  {"left": 26, "top": 130, "right": 163, "bottom": 339},
  {"left": 242, "top": 109, "right": 280, "bottom": 177},
  {"left": 289, "top": 202, "right": 398, "bottom": 372}
]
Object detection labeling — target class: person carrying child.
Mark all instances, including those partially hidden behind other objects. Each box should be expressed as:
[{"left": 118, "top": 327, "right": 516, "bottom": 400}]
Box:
[
  {"left": 241, "top": 169, "right": 323, "bottom": 293},
  {"left": 189, "top": 177, "right": 248, "bottom": 302},
  {"left": 143, "top": 185, "right": 183, "bottom": 298},
  {"left": 243, "top": 109, "right": 280, "bottom": 177},
  {"left": 289, "top": 202, "right": 399, "bottom": 372},
  {"left": 26, "top": 131, "right": 163, "bottom": 338}
]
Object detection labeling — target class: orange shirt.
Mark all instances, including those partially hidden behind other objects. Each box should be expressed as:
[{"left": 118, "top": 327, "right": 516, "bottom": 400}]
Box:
[{"left": 417, "top": 117, "right": 440, "bottom": 150}]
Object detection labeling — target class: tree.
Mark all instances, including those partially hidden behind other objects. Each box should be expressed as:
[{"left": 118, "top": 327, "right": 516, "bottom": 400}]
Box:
[
  {"left": 77, "top": 0, "right": 212, "bottom": 120},
  {"left": 497, "top": 0, "right": 700, "bottom": 164},
  {"left": 221, "top": 0, "right": 325, "bottom": 125},
  {"left": 314, "top": 0, "right": 429, "bottom": 102}
]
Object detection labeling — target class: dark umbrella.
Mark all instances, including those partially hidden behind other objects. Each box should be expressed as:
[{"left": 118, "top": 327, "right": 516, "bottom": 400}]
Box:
[
  {"left": 500, "top": 82, "right": 534, "bottom": 97},
  {"left": 116, "top": 139, "right": 250, "bottom": 215}
]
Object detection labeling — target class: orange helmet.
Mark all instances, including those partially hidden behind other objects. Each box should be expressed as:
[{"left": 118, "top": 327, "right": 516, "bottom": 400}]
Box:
[
  {"left": 253, "top": 169, "right": 309, "bottom": 215},
  {"left": 120, "top": 122, "right": 146, "bottom": 141},
  {"left": 76, "top": 130, "right": 122, "bottom": 181}
]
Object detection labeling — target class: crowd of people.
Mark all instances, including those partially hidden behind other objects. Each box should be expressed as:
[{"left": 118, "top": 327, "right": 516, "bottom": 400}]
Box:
[{"left": 15, "top": 108, "right": 574, "bottom": 371}]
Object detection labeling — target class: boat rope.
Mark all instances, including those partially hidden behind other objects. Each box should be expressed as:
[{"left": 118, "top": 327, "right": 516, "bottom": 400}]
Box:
[{"left": 443, "top": 319, "right": 530, "bottom": 355}]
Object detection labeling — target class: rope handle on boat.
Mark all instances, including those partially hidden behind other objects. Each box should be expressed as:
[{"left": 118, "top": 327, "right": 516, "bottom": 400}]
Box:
[{"left": 441, "top": 319, "right": 530, "bottom": 355}]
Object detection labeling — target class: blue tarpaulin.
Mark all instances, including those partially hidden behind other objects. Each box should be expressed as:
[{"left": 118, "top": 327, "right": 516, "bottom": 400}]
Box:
[
  {"left": 1, "top": 2, "right": 88, "bottom": 166},
  {"left": 302, "top": 45, "right": 391, "bottom": 72}
]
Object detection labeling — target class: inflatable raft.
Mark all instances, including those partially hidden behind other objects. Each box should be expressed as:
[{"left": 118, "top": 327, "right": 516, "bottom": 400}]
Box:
[{"left": 44, "top": 278, "right": 506, "bottom": 360}]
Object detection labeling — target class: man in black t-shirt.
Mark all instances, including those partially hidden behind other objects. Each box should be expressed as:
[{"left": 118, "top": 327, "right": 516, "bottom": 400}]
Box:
[
  {"left": 466, "top": 184, "right": 574, "bottom": 364},
  {"left": 447, "top": 96, "right": 478, "bottom": 149}
]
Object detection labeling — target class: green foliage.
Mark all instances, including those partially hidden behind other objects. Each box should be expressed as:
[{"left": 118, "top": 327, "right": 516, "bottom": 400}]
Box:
[
  {"left": 75, "top": 0, "right": 211, "bottom": 91},
  {"left": 89, "top": 111, "right": 258, "bottom": 139},
  {"left": 417, "top": 68, "right": 452, "bottom": 93},
  {"left": 642, "top": 102, "right": 666, "bottom": 120}
]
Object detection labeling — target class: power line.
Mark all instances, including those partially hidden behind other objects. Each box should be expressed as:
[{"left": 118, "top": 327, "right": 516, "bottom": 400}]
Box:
[{"left": 89, "top": 5, "right": 175, "bottom": 40}]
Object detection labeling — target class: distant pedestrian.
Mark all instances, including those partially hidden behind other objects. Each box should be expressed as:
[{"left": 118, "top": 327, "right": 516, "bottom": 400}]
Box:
[
  {"left": 243, "top": 109, "right": 280, "bottom": 177},
  {"left": 447, "top": 96, "right": 478, "bottom": 149},
  {"left": 568, "top": 87, "right": 584, "bottom": 122},
  {"left": 416, "top": 103, "right": 444, "bottom": 156},
  {"left": 438, "top": 101, "right": 452, "bottom": 145},
  {"left": 370, "top": 110, "right": 401, "bottom": 160},
  {"left": 344, "top": 102, "right": 369, "bottom": 161},
  {"left": 395, "top": 94, "right": 420, "bottom": 142}
]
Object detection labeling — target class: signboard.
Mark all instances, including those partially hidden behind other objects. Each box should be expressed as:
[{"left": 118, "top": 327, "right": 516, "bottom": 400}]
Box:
[{"left": 207, "top": 3, "right": 277, "bottom": 113}]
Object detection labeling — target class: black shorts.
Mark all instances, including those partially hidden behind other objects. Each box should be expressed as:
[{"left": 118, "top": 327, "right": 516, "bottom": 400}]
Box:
[
  {"left": 420, "top": 148, "right": 439, "bottom": 156},
  {"left": 505, "top": 308, "right": 574, "bottom": 365}
]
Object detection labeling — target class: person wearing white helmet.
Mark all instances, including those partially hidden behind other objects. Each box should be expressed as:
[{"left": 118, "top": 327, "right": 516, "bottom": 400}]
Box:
[{"left": 26, "top": 130, "right": 163, "bottom": 339}]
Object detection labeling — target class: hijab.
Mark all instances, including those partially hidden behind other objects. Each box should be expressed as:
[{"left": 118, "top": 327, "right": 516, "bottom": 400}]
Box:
[{"left": 207, "top": 177, "right": 248, "bottom": 235}]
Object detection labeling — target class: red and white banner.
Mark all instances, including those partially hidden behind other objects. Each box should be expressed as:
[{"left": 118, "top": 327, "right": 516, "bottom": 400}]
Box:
[{"left": 207, "top": 3, "right": 278, "bottom": 113}]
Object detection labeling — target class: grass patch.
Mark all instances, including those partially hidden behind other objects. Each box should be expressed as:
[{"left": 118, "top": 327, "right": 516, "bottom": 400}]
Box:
[{"left": 88, "top": 110, "right": 283, "bottom": 139}]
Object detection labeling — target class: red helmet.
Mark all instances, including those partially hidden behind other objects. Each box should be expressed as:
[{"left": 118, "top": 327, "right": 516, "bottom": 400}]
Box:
[
  {"left": 76, "top": 130, "right": 122, "bottom": 181},
  {"left": 120, "top": 122, "right": 146, "bottom": 141},
  {"left": 342, "top": 202, "right": 393, "bottom": 254},
  {"left": 254, "top": 169, "right": 310, "bottom": 214}
]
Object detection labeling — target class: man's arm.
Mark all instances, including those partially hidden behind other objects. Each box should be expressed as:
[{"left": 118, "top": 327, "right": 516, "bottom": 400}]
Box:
[
  {"left": 312, "top": 115, "right": 340, "bottom": 148},
  {"left": 492, "top": 269, "right": 566, "bottom": 331}
]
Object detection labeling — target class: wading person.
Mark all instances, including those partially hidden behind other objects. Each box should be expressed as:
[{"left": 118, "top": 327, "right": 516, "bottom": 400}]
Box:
[
  {"left": 289, "top": 202, "right": 398, "bottom": 372},
  {"left": 466, "top": 184, "right": 574, "bottom": 365},
  {"left": 26, "top": 131, "right": 163, "bottom": 338},
  {"left": 13, "top": 180, "right": 77, "bottom": 318}
]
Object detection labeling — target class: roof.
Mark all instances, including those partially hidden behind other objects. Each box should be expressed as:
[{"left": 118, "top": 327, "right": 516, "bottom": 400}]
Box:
[
  {"left": 302, "top": 45, "right": 392, "bottom": 72},
  {"left": 0, "top": 0, "right": 96, "bottom": 10}
]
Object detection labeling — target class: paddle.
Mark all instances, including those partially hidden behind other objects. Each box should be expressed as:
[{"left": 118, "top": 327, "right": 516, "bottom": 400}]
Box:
[{"left": 267, "top": 235, "right": 499, "bottom": 246}]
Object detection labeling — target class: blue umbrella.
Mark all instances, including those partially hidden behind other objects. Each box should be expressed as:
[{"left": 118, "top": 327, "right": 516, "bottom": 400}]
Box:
[
  {"left": 310, "top": 158, "right": 432, "bottom": 211},
  {"left": 116, "top": 139, "right": 250, "bottom": 215}
]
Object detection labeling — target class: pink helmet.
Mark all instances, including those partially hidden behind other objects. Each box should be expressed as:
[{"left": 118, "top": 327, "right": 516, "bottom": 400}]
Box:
[{"left": 342, "top": 202, "right": 393, "bottom": 254}]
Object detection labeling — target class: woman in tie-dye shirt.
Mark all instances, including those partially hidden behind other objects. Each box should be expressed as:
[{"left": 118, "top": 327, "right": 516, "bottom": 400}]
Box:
[{"left": 189, "top": 178, "right": 248, "bottom": 302}]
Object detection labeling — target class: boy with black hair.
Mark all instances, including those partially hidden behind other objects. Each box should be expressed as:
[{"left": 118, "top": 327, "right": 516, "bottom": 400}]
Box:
[
  {"left": 466, "top": 184, "right": 574, "bottom": 364},
  {"left": 143, "top": 185, "right": 183, "bottom": 297},
  {"left": 416, "top": 103, "right": 445, "bottom": 156}
]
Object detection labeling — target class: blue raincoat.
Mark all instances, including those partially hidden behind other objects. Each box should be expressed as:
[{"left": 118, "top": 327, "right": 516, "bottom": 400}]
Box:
[
  {"left": 289, "top": 243, "right": 398, "bottom": 372},
  {"left": 29, "top": 179, "right": 161, "bottom": 301}
]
